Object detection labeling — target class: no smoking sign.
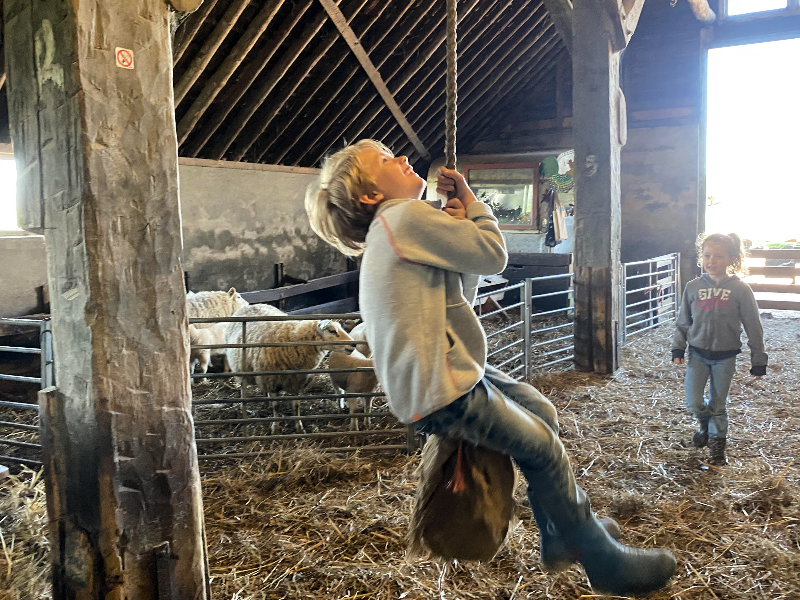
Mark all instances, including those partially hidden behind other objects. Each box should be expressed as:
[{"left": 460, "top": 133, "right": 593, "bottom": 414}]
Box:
[{"left": 115, "top": 47, "right": 134, "bottom": 70}]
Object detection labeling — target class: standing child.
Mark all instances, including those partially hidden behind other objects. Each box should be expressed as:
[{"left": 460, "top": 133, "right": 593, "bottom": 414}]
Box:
[
  {"left": 306, "top": 139, "right": 677, "bottom": 596},
  {"left": 672, "top": 233, "right": 767, "bottom": 465}
]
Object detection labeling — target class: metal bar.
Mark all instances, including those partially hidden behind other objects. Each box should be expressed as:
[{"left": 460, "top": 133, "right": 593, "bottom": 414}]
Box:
[
  {"left": 475, "top": 282, "right": 524, "bottom": 300},
  {"left": 192, "top": 391, "right": 386, "bottom": 405},
  {"left": 477, "top": 302, "right": 523, "bottom": 320},
  {"left": 196, "top": 428, "right": 407, "bottom": 444},
  {"left": 533, "top": 354, "right": 575, "bottom": 369},
  {"left": 626, "top": 309, "right": 676, "bottom": 330},
  {"left": 626, "top": 317, "right": 676, "bottom": 337},
  {"left": 40, "top": 319, "right": 54, "bottom": 388},
  {"left": 0, "top": 455, "right": 42, "bottom": 467},
  {"left": 528, "top": 272, "right": 574, "bottom": 283},
  {"left": 506, "top": 363, "right": 525, "bottom": 376},
  {"left": 625, "top": 279, "right": 676, "bottom": 295},
  {"left": 0, "top": 400, "right": 39, "bottom": 410},
  {"left": 622, "top": 254, "right": 679, "bottom": 268},
  {"left": 0, "top": 318, "right": 44, "bottom": 327},
  {"left": 0, "top": 421, "right": 38, "bottom": 432},
  {"left": 624, "top": 268, "right": 677, "bottom": 282},
  {"left": 194, "top": 411, "right": 387, "bottom": 425},
  {"left": 524, "top": 278, "right": 532, "bottom": 379},
  {"left": 486, "top": 320, "right": 525, "bottom": 338},
  {"left": 531, "top": 306, "right": 572, "bottom": 317},
  {"left": 495, "top": 352, "right": 525, "bottom": 371},
  {"left": 0, "top": 438, "right": 41, "bottom": 450},
  {"left": 0, "top": 374, "right": 41, "bottom": 384},
  {"left": 0, "top": 346, "right": 41, "bottom": 354},
  {"left": 191, "top": 339, "right": 360, "bottom": 350},
  {"left": 194, "top": 366, "right": 374, "bottom": 379},
  {"left": 198, "top": 445, "right": 410, "bottom": 459},
  {"left": 190, "top": 313, "right": 362, "bottom": 324},
  {"left": 487, "top": 338, "right": 523, "bottom": 358},
  {"left": 531, "top": 334, "right": 573, "bottom": 348},
  {"left": 538, "top": 344, "right": 574, "bottom": 358},
  {"left": 626, "top": 303, "right": 676, "bottom": 322},
  {"left": 530, "top": 322, "right": 572, "bottom": 335},
  {"left": 530, "top": 289, "right": 573, "bottom": 301}
]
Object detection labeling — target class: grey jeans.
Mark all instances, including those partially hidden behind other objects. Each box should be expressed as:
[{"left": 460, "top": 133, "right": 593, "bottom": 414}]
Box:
[{"left": 414, "top": 365, "right": 592, "bottom": 535}]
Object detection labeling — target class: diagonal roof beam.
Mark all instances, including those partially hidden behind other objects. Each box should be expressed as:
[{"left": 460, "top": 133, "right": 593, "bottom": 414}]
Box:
[
  {"left": 176, "top": 0, "right": 285, "bottom": 145},
  {"left": 174, "top": 0, "right": 250, "bottom": 105},
  {"left": 542, "top": 0, "right": 573, "bottom": 54},
  {"left": 172, "top": 0, "right": 217, "bottom": 67},
  {"left": 318, "top": 0, "right": 430, "bottom": 160}
]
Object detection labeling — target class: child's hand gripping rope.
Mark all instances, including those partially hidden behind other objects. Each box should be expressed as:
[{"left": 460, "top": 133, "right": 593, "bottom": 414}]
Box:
[{"left": 436, "top": 166, "right": 477, "bottom": 220}]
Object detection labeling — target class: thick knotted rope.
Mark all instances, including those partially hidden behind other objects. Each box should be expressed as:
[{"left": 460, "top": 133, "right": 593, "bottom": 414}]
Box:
[{"left": 445, "top": 0, "right": 457, "bottom": 172}]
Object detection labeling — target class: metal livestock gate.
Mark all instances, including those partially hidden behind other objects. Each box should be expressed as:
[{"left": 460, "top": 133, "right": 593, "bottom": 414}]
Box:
[{"left": 621, "top": 253, "right": 680, "bottom": 343}]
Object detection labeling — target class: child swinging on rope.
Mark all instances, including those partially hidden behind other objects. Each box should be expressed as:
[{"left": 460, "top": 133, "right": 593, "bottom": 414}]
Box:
[{"left": 306, "top": 139, "right": 677, "bottom": 596}]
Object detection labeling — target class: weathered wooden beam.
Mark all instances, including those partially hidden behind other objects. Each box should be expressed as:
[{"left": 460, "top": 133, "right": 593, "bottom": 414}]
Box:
[
  {"left": 597, "top": 0, "right": 647, "bottom": 51},
  {"left": 293, "top": 2, "right": 449, "bottom": 166},
  {"left": 686, "top": 0, "right": 716, "bottom": 24},
  {"left": 177, "top": 0, "right": 285, "bottom": 144},
  {"left": 172, "top": 0, "right": 217, "bottom": 67},
  {"left": 318, "top": 0, "right": 429, "bottom": 160},
  {"left": 208, "top": 6, "right": 329, "bottom": 160},
  {"left": 174, "top": 0, "right": 250, "bottom": 105},
  {"left": 262, "top": 1, "right": 400, "bottom": 164},
  {"left": 234, "top": 0, "right": 373, "bottom": 162},
  {"left": 370, "top": 0, "right": 517, "bottom": 142},
  {"left": 343, "top": 0, "right": 484, "bottom": 149},
  {"left": 542, "top": 0, "right": 574, "bottom": 54},
  {"left": 386, "top": 3, "right": 550, "bottom": 151},
  {"left": 5, "top": 0, "right": 208, "bottom": 596},
  {"left": 182, "top": 0, "right": 314, "bottom": 157},
  {"left": 304, "top": 0, "right": 482, "bottom": 167},
  {"left": 571, "top": 0, "right": 623, "bottom": 373}
]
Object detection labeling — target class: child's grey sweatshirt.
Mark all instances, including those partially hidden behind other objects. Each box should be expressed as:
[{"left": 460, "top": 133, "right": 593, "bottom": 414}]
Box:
[
  {"left": 672, "top": 274, "right": 767, "bottom": 375},
  {"left": 359, "top": 197, "right": 508, "bottom": 424}
]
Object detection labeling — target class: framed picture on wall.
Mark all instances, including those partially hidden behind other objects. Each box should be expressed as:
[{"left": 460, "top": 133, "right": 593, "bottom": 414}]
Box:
[{"left": 464, "top": 163, "right": 539, "bottom": 230}]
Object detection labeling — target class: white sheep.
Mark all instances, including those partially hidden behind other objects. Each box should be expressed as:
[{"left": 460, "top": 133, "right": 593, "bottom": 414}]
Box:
[
  {"left": 188, "top": 322, "right": 229, "bottom": 383},
  {"left": 348, "top": 322, "right": 372, "bottom": 358},
  {"left": 225, "top": 304, "right": 355, "bottom": 431},
  {"left": 328, "top": 349, "right": 378, "bottom": 431},
  {"left": 186, "top": 287, "right": 248, "bottom": 328}
]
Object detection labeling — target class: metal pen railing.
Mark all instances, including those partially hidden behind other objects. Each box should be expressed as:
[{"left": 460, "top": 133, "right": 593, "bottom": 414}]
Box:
[{"left": 622, "top": 253, "right": 680, "bottom": 343}]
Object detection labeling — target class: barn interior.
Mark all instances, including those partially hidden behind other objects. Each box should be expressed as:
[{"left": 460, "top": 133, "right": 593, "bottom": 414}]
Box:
[{"left": 1, "top": 0, "right": 800, "bottom": 599}]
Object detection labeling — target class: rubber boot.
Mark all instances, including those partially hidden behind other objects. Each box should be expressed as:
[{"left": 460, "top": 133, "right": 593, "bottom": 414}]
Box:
[
  {"left": 563, "top": 515, "right": 677, "bottom": 596},
  {"left": 531, "top": 501, "right": 621, "bottom": 572},
  {"left": 692, "top": 418, "right": 709, "bottom": 448},
  {"left": 708, "top": 437, "right": 727, "bottom": 465}
]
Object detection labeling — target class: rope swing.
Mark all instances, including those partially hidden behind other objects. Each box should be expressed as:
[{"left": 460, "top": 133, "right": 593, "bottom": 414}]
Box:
[{"left": 445, "top": 0, "right": 458, "bottom": 172}]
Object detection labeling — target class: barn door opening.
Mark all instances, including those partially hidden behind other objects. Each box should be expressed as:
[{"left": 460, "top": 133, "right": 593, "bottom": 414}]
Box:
[{"left": 704, "top": 37, "right": 800, "bottom": 245}]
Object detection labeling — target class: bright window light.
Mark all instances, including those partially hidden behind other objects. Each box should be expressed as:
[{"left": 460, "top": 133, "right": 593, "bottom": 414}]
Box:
[
  {"left": 0, "top": 159, "right": 20, "bottom": 231},
  {"left": 706, "top": 38, "right": 800, "bottom": 244},
  {"left": 727, "top": 0, "right": 787, "bottom": 16}
]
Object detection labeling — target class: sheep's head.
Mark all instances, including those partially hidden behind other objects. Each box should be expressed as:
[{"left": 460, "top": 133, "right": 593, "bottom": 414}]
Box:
[
  {"left": 227, "top": 287, "right": 249, "bottom": 314},
  {"left": 317, "top": 319, "right": 355, "bottom": 354}
]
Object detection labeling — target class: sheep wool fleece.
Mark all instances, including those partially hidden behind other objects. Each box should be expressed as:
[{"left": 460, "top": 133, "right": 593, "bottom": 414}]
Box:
[{"left": 359, "top": 198, "right": 508, "bottom": 424}]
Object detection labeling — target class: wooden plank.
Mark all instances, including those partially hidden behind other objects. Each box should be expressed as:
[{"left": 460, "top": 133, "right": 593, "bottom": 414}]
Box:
[
  {"left": 172, "top": 0, "right": 217, "bottom": 67},
  {"left": 756, "top": 300, "right": 800, "bottom": 311},
  {"left": 182, "top": 0, "right": 314, "bottom": 157},
  {"left": 317, "top": 0, "right": 429, "bottom": 160},
  {"left": 542, "top": 0, "right": 573, "bottom": 54},
  {"left": 173, "top": 0, "right": 251, "bottom": 105},
  {"left": 747, "top": 249, "right": 800, "bottom": 260},
  {"left": 7, "top": 0, "right": 208, "bottom": 596},
  {"left": 747, "top": 266, "right": 798, "bottom": 278},
  {"left": 748, "top": 283, "right": 800, "bottom": 294},
  {"left": 176, "top": 0, "right": 286, "bottom": 144},
  {"left": 572, "top": 267, "right": 592, "bottom": 372},
  {"left": 240, "top": 271, "right": 361, "bottom": 303}
]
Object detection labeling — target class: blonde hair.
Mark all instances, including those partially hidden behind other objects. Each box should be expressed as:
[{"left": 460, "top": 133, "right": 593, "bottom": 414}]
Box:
[
  {"left": 697, "top": 232, "right": 747, "bottom": 275},
  {"left": 305, "top": 139, "right": 393, "bottom": 256}
]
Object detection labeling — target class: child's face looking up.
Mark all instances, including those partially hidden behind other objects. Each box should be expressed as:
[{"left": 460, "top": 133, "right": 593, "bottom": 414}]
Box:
[{"left": 357, "top": 148, "right": 426, "bottom": 205}]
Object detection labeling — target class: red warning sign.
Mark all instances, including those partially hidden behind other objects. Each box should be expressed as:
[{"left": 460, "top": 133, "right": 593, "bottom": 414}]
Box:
[{"left": 115, "top": 47, "right": 134, "bottom": 70}]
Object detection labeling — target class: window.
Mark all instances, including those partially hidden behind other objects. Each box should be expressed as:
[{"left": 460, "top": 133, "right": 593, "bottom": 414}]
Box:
[
  {"left": 725, "top": 0, "right": 792, "bottom": 17},
  {"left": 465, "top": 164, "right": 538, "bottom": 229},
  {"left": 0, "top": 158, "right": 19, "bottom": 232}
]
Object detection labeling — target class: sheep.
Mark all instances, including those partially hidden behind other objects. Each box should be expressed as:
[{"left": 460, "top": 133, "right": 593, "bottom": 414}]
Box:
[
  {"left": 188, "top": 322, "right": 229, "bottom": 383},
  {"left": 328, "top": 349, "right": 378, "bottom": 431},
  {"left": 225, "top": 304, "right": 355, "bottom": 432},
  {"left": 348, "top": 322, "right": 372, "bottom": 358},
  {"left": 186, "top": 287, "right": 248, "bottom": 329}
]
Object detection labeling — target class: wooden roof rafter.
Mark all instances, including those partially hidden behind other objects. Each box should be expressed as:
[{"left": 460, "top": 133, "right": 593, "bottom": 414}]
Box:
[
  {"left": 381, "top": 1, "right": 548, "bottom": 150},
  {"left": 541, "top": 0, "right": 573, "bottom": 54},
  {"left": 181, "top": 0, "right": 316, "bottom": 157},
  {"left": 294, "top": 2, "right": 458, "bottom": 167},
  {"left": 226, "top": 0, "right": 373, "bottom": 162},
  {"left": 257, "top": 0, "right": 400, "bottom": 164},
  {"left": 301, "top": 0, "right": 482, "bottom": 167},
  {"left": 392, "top": 12, "right": 555, "bottom": 155},
  {"left": 172, "top": 0, "right": 217, "bottom": 67}
]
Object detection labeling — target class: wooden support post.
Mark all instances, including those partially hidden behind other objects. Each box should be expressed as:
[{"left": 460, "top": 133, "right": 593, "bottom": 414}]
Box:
[
  {"left": 5, "top": 1, "right": 209, "bottom": 598},
  {"left": 571, "top": 0, "right": 626, "bottom": 374}
]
